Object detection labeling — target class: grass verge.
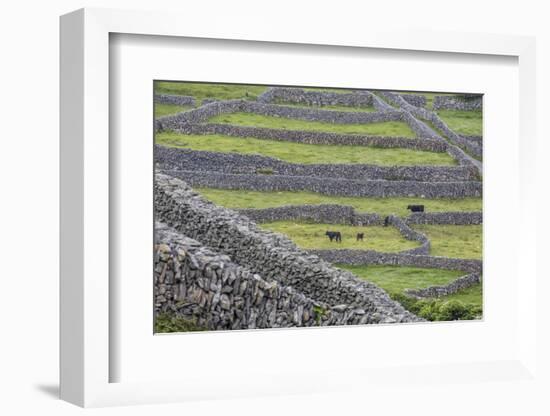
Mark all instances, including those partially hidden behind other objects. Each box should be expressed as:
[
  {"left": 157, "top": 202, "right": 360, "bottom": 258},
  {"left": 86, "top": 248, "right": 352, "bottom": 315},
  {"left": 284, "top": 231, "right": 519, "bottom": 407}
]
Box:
[{"left": 156, "top": 132, "right": 456, "bottom": 166}]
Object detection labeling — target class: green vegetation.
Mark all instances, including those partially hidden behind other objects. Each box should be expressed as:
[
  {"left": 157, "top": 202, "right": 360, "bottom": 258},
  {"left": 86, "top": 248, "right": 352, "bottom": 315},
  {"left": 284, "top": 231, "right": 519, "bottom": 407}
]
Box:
[
  {"left": 154, "top": 313, "right": 206, "bottom": 333},
  {"left": 442, "top": 283, "right": 482, "bottom": 305},
  {"left": 156, "top": 132, "right": 456, "bottom": 166},
  {"left": 273, "top": 101, "right": 377, "bottom": 112},
  {"left": 154, "top": 81, "right": 267, "bottom": 102},
  {"left": 197, "top": 188, "right": 483, "bottom": 216},
  {"left": 259, "top": 221, "right": 420, "bottom": 252},
  {"left": 155, "top": 103, "right": 193, "bottom": 117},
  {"left": 412, "top": 224, "right": 482, "bottom": 259},
  {"left": 338, "top": 264, "right": 464, "bottom": 294},
  {"left": 391, "top": 293, "right": 482, "bottom": 321},
  {"left": 338, "top": 264, "right": 482, "bottom": 321},
  {"left": 208, "top": 113, "right": 416, "bottom": 137},
  {"left": 436, "top": 110, "right": 483, "bottom": 136}
]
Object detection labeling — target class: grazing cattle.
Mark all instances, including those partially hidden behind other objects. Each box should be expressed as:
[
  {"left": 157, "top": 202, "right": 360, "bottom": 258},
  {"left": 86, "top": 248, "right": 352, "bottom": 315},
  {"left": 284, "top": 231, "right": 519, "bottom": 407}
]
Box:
[
  {"left": 356, "top": 233, "right": 364, "bottom": 241},
  {"left": 383, "top": 216, "right": 390, "bottom": 227},
  {"left": 407, "top": 204, "right": 425, "bottom": 213},
  {"left": 325, "top": 231, "right": 342, "bottom": 243}
]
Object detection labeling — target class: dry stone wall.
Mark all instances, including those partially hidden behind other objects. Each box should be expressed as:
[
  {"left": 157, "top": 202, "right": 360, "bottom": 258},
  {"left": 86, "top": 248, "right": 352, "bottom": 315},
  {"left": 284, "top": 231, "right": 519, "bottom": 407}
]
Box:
[
  {"left": 379, "top": 91, "right": 483, "bottom": 160},
  {"left": 161, "top": 169, "right": 483, "bottom": 198},
  {"left": 400, "top": 94, "right": 427, "bottom": 107},
  {"left": 433, "top": 95, "right": 482, "bottom": 111},
  {"left": 154, "top": 145, "right": 476, "bottom": 182},
  {"left": 404, "top": 273, "right": 481, "bottom": 298},
  {"left": 155, "top": 174, "right": 421, "bottom": 323},
  {"left": 387, "top": 215, "right": 430, "bottom": 255},
  {"left": 257, "top": 87, "right": 373, "bottom": 107},
  {"left": 175, "top": 123, "right": 449, "bottom": 152},
  {"left": 405, "top": 212, "right": 482, "bottom": 225},
  {"left": 154, "top": 94, "right": 196, "bottom": 107},
  {"left": 155, "top": 222, "right": 365, "bottom": 329},
  {"left": 309, "top": 249, "right": 482, "bottom": 273}
]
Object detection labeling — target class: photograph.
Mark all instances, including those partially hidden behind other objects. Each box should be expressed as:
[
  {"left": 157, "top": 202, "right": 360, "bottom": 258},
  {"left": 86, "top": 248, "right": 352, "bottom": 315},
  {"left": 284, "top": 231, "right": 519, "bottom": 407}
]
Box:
[{"left": 153, "top": 81, "right": 483, "bottom": 332}]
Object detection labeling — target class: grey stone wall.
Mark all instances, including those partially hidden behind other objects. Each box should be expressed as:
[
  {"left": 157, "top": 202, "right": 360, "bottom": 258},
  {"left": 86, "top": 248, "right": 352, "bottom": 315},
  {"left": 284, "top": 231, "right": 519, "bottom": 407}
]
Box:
[
  {"left": 387, "top": 215, "right": 430, "bottom": 255},
  {"left": 155, "top": 222, "right": 365, "bottom": 329},
  {"left": 237, "top": 204, "right": 365, "bottom": 225},
  {"left": 404, "top": 273, "right": 481, "bottom": 298},
  {"left": 161, "top": 169, "right": 483, "bottom": 198},
  {"left": 433, "top": 95, "right": 483, "bottom": 111},
  {"left": 257, "top": 87, "right": 373, "bottom": 107},
  {"left": 154, "top": 94, "right": 196, "bottom": 107},
  {"left": 154, "top": 145, "right": 477, "bottom": 182},
  {"left": 175, "top": 122, "right": 449, "bottom": 153},
  {"left": 405, "top": 212, "right": 482, "bottom": 225},
  {"left": 309, "top": 249, "right": 482, "bottom": 273},
  {"left": 379, "top": 91, "right": 483, "bottom": 160},
  {"left": 155, "top": 174, "right": 421, "bottom": 323},
  {"left": 400, "top": 94, "right": 427, "bottom": 108}
]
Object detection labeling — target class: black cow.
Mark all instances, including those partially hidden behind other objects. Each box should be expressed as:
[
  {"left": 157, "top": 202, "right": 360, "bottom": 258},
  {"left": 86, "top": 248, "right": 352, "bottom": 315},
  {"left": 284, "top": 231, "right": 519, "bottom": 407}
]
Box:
[
  {"left": 356, "top": 233, "right": 364, "bottom": 241},
  {"left": 407, "top": 204, "right": 425, "bottom": 213},
  {"left": 383, "top": 216, "right": 390, "bottom": 227},
  {"left": 325, "top": 231, "right": 342, "bottom": 243}
]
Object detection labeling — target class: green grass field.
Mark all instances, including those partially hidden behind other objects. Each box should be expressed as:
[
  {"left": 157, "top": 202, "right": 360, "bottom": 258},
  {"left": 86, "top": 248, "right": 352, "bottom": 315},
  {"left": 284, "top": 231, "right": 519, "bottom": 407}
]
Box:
[
  {"left": 155, "top": 104, "right": 193, "bottom": 117},
  {"left": 412, "top": 224, "right": 482, "bottom": 259},
  {"left": 436, "top": 110, "right": 482, "bottom": 136},
  {"left": 197, "top": 188, "right": 483, "bottom": 216},
  {"left": 208, "top": 113, "right": 416, "bottom": 137},
  {"left": 154, "top": 81, "right": 267, "bottom": 102},
  {"left": 338, "top": 264, "right": 464, "bottom": 294},
  {"left": 259, "top": 221, "right": 420, "bottom": 252},
  {"left": 339, "top": 264, "right": 483, "bottom": 310},
  {"left": 156, "top": 132, "right": 456, "bottom": 166},
  {"left": 272, "top": 101, "right": 377, "bottom": 112}
]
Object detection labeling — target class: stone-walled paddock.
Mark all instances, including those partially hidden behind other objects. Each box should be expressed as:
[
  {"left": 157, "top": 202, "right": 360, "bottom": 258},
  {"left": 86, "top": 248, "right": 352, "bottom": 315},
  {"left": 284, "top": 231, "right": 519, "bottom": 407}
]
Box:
[
  {"left": 161, "top": 169, "right": 483, "bottom": 198},
  {"left": 155, "top": 174, "right": 421, "bottom": 323},
  {"left": 175, "top": 123, "right": 449, "bottom": 152},
  {"left": 310, "top": 249, "right": 482, "bottom": 273},
  {"left": 154, "top": 94, "right": 196, "bottom": 107},
  {"left": 156, "top": 97, "right": 462, "bottom": 142},
  {"left": 433, "top": 95, "right": 483, "bottom": 111},
  {"left": 155, "top": 222, "right": 366, "bottom": 329},
  {"left": 257, "top": 87, "right": 373, "bottom": 107},
  {"left": 405, "top": 211, "right": 482, "bottom": 225},
  {"left": 404, "top": 273, "right": 481, "bottom": 298},
  {"left": 379, "top": 91, "right": 483, "bottom": 160},
  {"left": 154, "top": 146, "right": 477, "bottom": 182}
]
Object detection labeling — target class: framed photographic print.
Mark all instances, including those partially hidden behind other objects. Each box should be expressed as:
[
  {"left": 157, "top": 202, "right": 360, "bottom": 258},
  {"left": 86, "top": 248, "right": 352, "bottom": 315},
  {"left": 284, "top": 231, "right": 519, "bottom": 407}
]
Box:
[{"left": 60, "top": 7, "right": 542, "bottom": 410}]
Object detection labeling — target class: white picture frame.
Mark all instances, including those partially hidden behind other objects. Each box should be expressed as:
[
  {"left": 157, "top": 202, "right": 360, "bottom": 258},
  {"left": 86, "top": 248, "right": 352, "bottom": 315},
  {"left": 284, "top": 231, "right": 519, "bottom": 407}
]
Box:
[{"left": 60, "top": 7, "right": 541, "bottom": 409}]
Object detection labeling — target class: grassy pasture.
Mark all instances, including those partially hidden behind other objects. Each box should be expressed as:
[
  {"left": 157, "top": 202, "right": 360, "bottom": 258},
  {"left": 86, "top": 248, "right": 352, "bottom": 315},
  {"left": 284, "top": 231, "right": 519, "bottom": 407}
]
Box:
[
  {"left": 436, "top": 110, "right": 482, "bottom": 136},
  {"left": 338, "top": 264, "right": 464, "bottom": 295},
  {"left": 412, "top": 224, "right": 482, "bottom": 259},
  {"left": 259, "top": 221, "right": 420, "bottom": 252},
  {"left": 208, "top": 112, "right": 416, "bottom": 137},
  {"left": 156, "top": 132, "right": 456, "bottom": 166},
  {"left": 154, "top": 81, "right": 267, "bottom": 102},
  {"left": 339, "top": 264, "right": 483, "bottom": 312},
  {"left": 196, "top": 188, "right": 483, "bottom": 217}
]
